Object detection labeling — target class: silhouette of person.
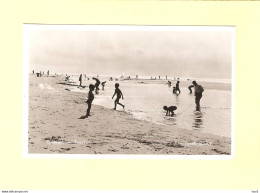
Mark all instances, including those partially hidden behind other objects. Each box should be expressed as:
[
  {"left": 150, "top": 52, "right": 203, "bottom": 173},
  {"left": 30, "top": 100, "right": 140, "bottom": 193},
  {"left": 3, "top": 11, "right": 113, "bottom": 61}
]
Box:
[
  {"left": 192, "top": 81, "right": 204, "bottom": 111},
  {"left": 112, "top": 83, "right": 125, "bottom": 110},
  {"left": 101, "top": 81, "right": 106, "bottom": 90},
  {"left": 32, "top": 70, "right": 34, "bottom": 74},
  {"left": 47, "top": 70, "right": 49, "bottom": 77},
  {"left": 188, "top": 85, "right": 194, "bottom": 94},
  {"left": 86, "top": 84, "right": 95, "bottom": 117},
  {"left": 176, "top": 81, "right": 181, "bottom": 94},
  {"left": 172, "top": 86, "right": 177, "bottom": 94},
  {"left": 92, "top": 77, "right": 100, "bottom": 91},
  {"left": 79, "top": 74, "right": 82, "bottom": 87}
]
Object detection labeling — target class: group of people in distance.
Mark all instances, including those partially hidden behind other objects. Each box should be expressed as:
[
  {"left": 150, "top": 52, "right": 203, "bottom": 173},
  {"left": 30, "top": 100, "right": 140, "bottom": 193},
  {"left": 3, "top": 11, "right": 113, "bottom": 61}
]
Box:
[{"left": 33, "top": 70, "right": 50, "bottom": 77}]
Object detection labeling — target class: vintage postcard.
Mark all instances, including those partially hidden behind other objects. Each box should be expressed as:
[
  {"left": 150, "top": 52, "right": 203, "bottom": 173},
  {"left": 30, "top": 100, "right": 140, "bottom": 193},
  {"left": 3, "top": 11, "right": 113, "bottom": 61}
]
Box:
[{"left": 23, "top": 25, "right": 235, "bottom": 158}]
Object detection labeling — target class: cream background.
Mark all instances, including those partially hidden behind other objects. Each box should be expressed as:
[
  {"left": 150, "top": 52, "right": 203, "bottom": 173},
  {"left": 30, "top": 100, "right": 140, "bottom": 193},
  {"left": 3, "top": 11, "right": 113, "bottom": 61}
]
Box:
[{"left": 0, "top": 0, "right": 259, "bottom": 190}]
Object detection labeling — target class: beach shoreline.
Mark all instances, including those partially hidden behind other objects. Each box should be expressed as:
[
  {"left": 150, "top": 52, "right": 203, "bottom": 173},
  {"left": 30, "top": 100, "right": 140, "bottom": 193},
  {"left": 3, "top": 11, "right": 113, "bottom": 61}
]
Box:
[{"left": 28, "top": 75, "right": 231, "bottom": 155}]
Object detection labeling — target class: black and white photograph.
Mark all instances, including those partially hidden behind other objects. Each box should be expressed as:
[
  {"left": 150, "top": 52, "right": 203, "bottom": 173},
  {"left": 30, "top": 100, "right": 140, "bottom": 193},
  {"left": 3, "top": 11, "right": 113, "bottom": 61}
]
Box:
[{"left": 23, "top": 25, "right": 235, "bottom": 156}]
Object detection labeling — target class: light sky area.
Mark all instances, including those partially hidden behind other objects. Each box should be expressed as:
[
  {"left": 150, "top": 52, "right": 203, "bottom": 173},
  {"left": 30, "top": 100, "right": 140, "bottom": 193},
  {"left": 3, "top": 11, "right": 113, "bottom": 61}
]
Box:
[{"left": 28, "top": 28, "right": 233, "bottom": 79}]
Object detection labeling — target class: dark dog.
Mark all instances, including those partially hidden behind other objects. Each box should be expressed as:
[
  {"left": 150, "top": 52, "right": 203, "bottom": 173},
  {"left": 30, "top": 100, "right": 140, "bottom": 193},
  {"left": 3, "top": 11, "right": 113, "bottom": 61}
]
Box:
[{"left": 163, "top": 106, "right": 177, "bottom": 116}]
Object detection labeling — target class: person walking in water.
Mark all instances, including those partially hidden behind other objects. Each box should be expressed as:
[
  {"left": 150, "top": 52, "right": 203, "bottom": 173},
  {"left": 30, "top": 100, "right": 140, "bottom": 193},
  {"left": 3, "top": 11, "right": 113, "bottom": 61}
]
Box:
[
  {"left": 192, "top": 81, "right": 204, "bottom": 111},
  {"left": 79, "top": 74, "right": 82, "bottom": 87},
  {"left": 101, "top": 81, "right": 106, "bottom": 90},
  {"left": 188, "top": 85, "right": 194, "bottom": 94},
  {"left": 176, "top": 81, "right": 181, "bottom": 94},
  {"left": 112, "top": 83, "right": 125, "bottom": 110}
]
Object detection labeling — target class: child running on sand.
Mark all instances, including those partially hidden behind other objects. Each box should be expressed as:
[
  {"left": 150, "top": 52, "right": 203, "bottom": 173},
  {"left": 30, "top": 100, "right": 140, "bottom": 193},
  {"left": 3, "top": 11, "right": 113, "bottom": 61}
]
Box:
[{"left": 112, "top": 83, "right": 125, "bottom": 110}]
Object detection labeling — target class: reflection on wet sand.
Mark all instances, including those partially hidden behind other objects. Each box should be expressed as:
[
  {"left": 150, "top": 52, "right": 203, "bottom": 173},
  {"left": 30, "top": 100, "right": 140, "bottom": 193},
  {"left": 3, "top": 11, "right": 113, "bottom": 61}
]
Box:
[
  {"left": 193, "top": 112, "right": 203, "bottom": 130},
  {"left": 163, "top": 115, "right": 177, "bottom": 126}
]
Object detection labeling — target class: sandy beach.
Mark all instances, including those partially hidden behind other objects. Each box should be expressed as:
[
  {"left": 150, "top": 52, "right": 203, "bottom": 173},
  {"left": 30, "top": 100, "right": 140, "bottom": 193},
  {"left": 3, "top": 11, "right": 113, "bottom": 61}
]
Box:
[{"left": 28, "top": 75, "right": 231, "bottom": 155}]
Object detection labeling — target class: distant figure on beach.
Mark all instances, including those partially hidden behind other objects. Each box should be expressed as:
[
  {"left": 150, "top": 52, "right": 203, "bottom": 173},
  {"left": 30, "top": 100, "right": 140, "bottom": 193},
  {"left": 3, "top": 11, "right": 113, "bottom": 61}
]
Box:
[
  {"left": 79, "top": 74, "right": 82, "bottom": 87},
  {"left": 168, "top": 81, "right": 172, "bottom": 87},
  {"left": 40, "top": 71, "right": 42, "bottom": 77},
  {"left": 188, "top": 85, "right": 194, "bottom": 94},
  {"left": 32, "top": 70, "right": 34, "bottom": 74},
  {"left": 65, "top": 74, "right": 70, "bottom": 82},
  {"left": 159, "top": 75, "right": 160, "bottom": 79},
  {"left": 192, "top": 81, "right": 204, "bottom": 111},
  {"left": 172, "top": 86, "right": 177, "bottom": 94},
  {"left": 92, "top": 77, "right": 100, "bottom": 93},
  {"left": 101, "top": 81, "right": 106, "bottom": 90},
  {"left": 112, "top": 83, "right": 125, "bottom": 110},
  {"left": 175, "top": 81, "right": 181, "bottom": 94},
  {"left": 166, "top": 75, "right": 167, "bottom": 80},
  {"left": 47, "top": 70, "right": 49, "bottom": 77}
]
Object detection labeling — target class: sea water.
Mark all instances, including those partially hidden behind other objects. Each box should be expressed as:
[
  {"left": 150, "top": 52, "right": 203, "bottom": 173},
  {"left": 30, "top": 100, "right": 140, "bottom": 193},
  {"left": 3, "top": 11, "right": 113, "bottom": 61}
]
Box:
[{"left": 69, "top": 76, "right": 232, "bottom": 137}]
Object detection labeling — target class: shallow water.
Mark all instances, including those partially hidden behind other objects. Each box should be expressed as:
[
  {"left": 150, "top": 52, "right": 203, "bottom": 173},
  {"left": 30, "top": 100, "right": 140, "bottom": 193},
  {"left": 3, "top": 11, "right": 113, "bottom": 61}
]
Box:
[{"left": 69, "top": 77, "right": 232, "bottom": 137}]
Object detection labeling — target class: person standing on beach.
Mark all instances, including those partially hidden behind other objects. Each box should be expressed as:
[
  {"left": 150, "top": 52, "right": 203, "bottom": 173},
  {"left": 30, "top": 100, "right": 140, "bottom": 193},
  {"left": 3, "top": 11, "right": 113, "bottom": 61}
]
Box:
[
  {"left": 176, "top": 81, "right": 181, "bottom": 94},
  {"left": 47, "top": 70, "right": 49, "bottom": 77},
  {"left": 86, "top": 84, "right": 95, "bottom": 117},
  {"left": 32, "top": 70, "right": 34, "bottom": 74},
  {"left": 101, "top": 81, "right": 106, "bottom": 90},
  {"left": 192, "top": 81, "right": 204, "bottom": 111},
  {"left": 79, "top": 74, "right": 82, "bottom": 87},
  {"left": 112, "top": 83, "right": 125, "bottom": 110}
]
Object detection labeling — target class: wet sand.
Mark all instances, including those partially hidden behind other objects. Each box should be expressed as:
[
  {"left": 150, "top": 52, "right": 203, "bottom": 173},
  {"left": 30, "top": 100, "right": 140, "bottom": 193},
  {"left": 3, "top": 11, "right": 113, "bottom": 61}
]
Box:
[{"left": 28, "top": 75, "right": 231, "bottom": 155}]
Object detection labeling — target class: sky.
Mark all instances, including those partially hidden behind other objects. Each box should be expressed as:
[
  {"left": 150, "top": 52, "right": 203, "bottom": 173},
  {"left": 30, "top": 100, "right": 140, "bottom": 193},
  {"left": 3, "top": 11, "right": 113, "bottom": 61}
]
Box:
[{"left": 28, "top": 28, "right": 233, "bottom": 79}]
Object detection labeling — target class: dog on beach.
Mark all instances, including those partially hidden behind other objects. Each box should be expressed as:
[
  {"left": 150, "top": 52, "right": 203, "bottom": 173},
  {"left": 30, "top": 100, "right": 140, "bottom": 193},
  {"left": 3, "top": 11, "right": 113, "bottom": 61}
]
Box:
[{"left": 163, "top": 106, "right": 177, "bottom": 116}]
